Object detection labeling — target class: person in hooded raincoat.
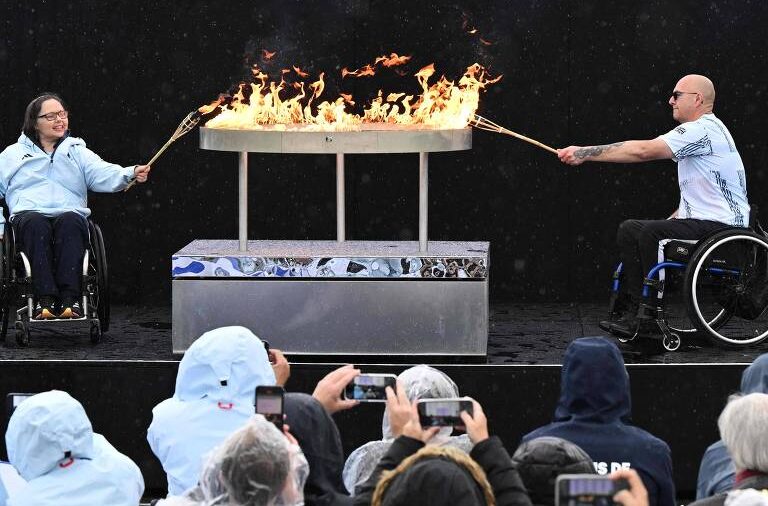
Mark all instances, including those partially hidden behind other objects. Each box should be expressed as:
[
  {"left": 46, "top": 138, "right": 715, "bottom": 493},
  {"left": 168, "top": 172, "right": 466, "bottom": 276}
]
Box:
[
  {"left": 154, "top": 414, "right": 310, "bottom": 506},
  {"left": 696, "top": 353, "right": 768, "bottom": 499},
  {"left": 285, "top": 392, "right": 351, "bottom": 506},
  {"left": 512, "top": 437, "right": 595, "bottom": 506},
  {"left": 343, "top": 365, "right": 473, "bottom": 495},
  {"left": 147, "top": 326, "right": 277, "bottom": 496},
  {"left": 4, "top": 390, "right": 144, "bottom": 506},
  {"left": 354, "top": 381, "right": 531, "bottom": 506},
  {"left": 522, "top": 337, "right": 674, "bottom": 506},
  {"left": 0, "top": 93, "right": 150, "bottom": 319}
]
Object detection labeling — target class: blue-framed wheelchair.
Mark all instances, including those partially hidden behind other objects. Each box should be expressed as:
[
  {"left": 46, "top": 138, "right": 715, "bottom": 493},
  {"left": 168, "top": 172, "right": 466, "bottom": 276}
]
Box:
[
  {"left": 605, "top": 211, "right": 768, "bottom": 352},
  {"left": 0, "top": 214, "right": 110, "bottom": 346}
]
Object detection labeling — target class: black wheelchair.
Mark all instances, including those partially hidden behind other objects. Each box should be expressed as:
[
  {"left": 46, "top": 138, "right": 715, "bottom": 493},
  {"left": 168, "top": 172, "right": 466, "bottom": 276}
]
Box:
[
  {"left": 0, "top": 216, "right": 110, "bottom": 346},
  {"left": 605, "top": 212, "right": 768, "bottom": 352}
]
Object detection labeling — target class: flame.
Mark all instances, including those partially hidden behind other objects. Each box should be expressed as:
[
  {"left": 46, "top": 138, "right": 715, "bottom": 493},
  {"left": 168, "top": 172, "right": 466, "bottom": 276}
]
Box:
[
  {"left": 203, "top": 58, "right": 500, "bottom": 131},
  {"left": 374, "top": 53, "right": 411, "bottom": 67},
  {"left": 261, "top": 49, "right": 276, "bottom": 60}
]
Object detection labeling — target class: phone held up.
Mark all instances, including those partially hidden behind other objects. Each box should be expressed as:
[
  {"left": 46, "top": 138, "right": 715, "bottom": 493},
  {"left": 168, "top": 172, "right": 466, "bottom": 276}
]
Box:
[
  {"left": 416, "top": 398, "right": 473, "bottom": 428},
  {"left": 343, "top": 373, "right": 397, "bottom": 402},
  {"left": 554, "top": 474, "right": 630, "bottom": 506},
  {"left": 255, "top": 385, "right": 284, "bottom": 430}
]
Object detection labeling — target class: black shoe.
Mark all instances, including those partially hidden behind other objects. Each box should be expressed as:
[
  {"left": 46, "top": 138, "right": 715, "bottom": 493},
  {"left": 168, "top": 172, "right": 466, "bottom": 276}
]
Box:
[
  {"left": 59, "top": 298, "right": 82, "bottom": 319},
  {"left": 599, "top": 315, "right": 620, "bottom": 332},
  {"left": 609, "top": 313, "right": 639, "bottom": 338},
  {"left": 33, "top": 296, "right": 56, "bottom": 320}
]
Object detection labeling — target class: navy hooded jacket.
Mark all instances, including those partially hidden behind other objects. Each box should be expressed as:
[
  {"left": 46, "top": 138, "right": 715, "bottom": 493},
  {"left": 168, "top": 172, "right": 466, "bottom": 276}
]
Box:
[
  {"left": 696, "top": 353, "right": 768, "bottom": 499},
  {"left": 522, "top": 337, "right": 675, "bottom": 506}
]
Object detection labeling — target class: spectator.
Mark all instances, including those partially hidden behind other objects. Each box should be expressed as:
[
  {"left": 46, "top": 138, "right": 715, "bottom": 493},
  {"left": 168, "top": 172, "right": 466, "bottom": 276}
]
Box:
[
  {"left": 5, "top": 390, "right": 144, "bottom": 506},
  {"left": 697, "top": 353, "right": 768, "bottom": 499},
  {"left": 689, "top": 393, "right": 768, "bottom": 506},
  {"left": 148, "top": 326, "right": 286, "bottom": 496},
  {"left": 343, "top": 365, "right": 473, "bottom": 494},
  {"left": 285, "top": 392, "right": 351, "bottom": 505},
  {"left": 522, "top": 337, "right": 675, "bottom": 506},
  {"left": 353, "top": 382, "right": 532, "bottom": 506},
  {"left": 156, "top": 415, "right": 309, "bottom": 506},
  {"left": 512, "top": 437, "right": 595, "bottom": 506}
]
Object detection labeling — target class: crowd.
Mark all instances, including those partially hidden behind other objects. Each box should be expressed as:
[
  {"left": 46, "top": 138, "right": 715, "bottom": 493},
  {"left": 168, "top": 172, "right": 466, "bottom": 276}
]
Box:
[{"left": 0, "top": 331, "right": 765, "bottom": 506}]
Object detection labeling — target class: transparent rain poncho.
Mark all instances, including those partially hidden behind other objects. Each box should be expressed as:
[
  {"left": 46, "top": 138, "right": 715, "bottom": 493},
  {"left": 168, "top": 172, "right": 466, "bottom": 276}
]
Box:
[
  {"left": 161, "top": 415, "right": 309, "bottom": 506},
  {"left": 342, "top": 365, "right": 474, "bottom": 495}
]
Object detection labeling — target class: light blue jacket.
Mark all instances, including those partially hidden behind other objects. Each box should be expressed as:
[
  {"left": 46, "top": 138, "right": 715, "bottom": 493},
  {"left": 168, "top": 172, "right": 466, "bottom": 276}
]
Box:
[
  {"left": 147, "top": 326, "right": 276, "bottom": 496},
  {"left": 0, "top": 133, "right": 135, "bottom": 227},
  {"left": 4, "top": 390, "right": 144, "bottom": 506}
]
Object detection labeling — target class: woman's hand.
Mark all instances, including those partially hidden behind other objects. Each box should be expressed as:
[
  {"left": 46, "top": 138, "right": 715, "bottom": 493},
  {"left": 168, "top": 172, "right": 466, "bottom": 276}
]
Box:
[{"left": 133, "top": 164, "right": 151, "bottom": 183}]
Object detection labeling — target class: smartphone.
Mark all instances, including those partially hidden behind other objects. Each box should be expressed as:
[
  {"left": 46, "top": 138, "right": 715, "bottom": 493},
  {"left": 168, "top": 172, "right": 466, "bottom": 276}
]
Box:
[
  {"left": 255, "top": 385, "right": 284, "bottom": 429},
  {"left": 6, "top": 393, "right": 34, "bottom": 420},
  {"left": 343, "top": 373, "right": 397, "bottom": 402},
  {"left": 554, "top": 474, "right": 630, "bottom": 506},
  {"left": 417, "top": 398, "right": 473, "bottom": 428}
]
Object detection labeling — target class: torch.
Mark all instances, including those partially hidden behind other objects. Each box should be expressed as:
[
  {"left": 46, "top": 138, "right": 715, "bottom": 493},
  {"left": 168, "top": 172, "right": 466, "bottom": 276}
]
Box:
[{"left": 125, "top": 110, "right": 202, "bottom": 191}]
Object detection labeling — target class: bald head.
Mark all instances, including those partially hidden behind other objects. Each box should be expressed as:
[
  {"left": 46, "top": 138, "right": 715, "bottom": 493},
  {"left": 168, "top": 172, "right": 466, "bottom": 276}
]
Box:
[
  {"left": 670, "top": 74, "right": 716, "bottom": 122},
  {"left": 679, "top": 74, "right": 716, "bottom": 106}
]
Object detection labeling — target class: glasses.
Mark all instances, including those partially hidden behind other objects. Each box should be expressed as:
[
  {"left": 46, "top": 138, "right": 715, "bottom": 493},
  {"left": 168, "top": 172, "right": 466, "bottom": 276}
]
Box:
[
  {"left": 671, "top": 91, "right": 698, "bottom": 100},
  {"left": 37, "top": 110, "right": 68, "bottom": 121}
]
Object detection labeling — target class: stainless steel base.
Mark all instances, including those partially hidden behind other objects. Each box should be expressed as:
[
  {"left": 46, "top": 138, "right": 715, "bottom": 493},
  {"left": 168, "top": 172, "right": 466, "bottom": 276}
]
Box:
[{"left": 172, "top": 278, "right": 488, "bottom": 356}]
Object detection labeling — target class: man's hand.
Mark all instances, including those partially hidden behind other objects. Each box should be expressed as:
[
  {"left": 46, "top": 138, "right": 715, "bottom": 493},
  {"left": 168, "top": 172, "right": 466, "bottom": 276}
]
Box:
[
  {"left": 270, "top": 348, "right": 290, "bottom": 387},
  {"left": 133, "top": 164, "right": 151, "bottom": 183},
  {"left": 557, "top": 146, "right": 586, "bottom": 166},
  {"left": 312, "top": 364, "right": 361, "bottom": 414},
  {"left": 385, "top": 382, "right": 439, "bottom": 443},
  {"left": 459, "top": 399, "right": 490, "bottom": 444},
  {"left": 611, "top": 469, "right": 649, "bottom": 506}
]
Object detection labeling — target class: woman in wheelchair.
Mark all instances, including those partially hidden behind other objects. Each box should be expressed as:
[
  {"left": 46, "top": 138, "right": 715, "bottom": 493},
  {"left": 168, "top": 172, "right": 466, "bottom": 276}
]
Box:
[{"left": 0, "top": 92, "right": 150, "bottom": 320}]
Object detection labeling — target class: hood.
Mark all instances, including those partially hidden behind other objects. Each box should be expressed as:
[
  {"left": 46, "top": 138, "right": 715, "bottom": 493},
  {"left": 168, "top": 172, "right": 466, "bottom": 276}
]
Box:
[
  {"left": 383, "top": 365, "right": 459, "bottom": 440},
  {"left": 5, "top": 390, "right": 94, "bottom": 481},
  {"left": 175, "top": 326, "right": 275, "bottom": 403},
  {"left": 512, "top": 436, "right": 595, "bottom": 506},
  {"left": 285, "top": 393, "right": 349, "bottom": 505},
  {"left": 380, "top": 455, "right": 488, "bottom": 506},
  {"left": 553, "top": 337, "right": 631, "bottom": 423},
  {"left": 741, "top": 353, "right": 768, "bottom": 394}
]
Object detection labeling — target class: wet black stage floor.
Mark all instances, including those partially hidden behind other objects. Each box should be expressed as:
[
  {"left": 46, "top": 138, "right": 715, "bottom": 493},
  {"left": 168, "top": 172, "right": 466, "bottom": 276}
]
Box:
[{"left": 1, "top": 302, "right": 766, "bottom": 364}]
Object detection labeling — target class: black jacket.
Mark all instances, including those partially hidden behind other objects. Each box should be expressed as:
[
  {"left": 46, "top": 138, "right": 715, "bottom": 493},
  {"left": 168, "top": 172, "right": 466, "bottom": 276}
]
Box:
[
  {"left": 689, "top": 474, "right": 768, "bottom": 506},
  {"left": 523, "top": 337, "right": 675, "bottom": 506},
  {"left": 285, "top": 393, "right": 352, "bottom": 506},
  {"left": 353, "top": 435, "right": 532, "bottom": 506}
]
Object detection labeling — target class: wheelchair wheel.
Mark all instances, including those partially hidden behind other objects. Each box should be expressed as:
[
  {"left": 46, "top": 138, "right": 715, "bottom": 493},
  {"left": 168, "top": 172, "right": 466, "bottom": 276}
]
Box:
[
  {"left": 685, "top": 230, "right": 768, "bottom": 347},
  {"left": 88, "top": 221, "right": 110, "bottom": 333},
  {"left": 0, "top": 228, "right": 10, "bottom": 341}
]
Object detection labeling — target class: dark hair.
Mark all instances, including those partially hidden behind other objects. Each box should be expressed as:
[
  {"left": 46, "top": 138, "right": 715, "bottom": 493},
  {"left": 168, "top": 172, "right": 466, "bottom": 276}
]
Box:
[{"left": 21, "top": 93, "right": 68, "bottom": 142}]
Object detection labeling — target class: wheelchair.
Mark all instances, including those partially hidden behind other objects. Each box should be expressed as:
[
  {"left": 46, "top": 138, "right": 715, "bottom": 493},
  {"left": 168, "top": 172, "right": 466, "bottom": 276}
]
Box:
[
  {"left": 605, "top": 213, "right": 768, "bottom": 352},
  {"left": 0, "top": 215, "right": 110, "bottom": 346}
]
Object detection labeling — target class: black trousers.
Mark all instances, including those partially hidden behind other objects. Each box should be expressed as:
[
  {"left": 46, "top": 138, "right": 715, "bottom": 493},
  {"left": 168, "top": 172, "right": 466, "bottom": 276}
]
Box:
[
  {"left": 12, "top": 211, "right": 88, "bottom": 300},
  {"left": 616, "top": 218, "right": 729, "bottom": 299}
]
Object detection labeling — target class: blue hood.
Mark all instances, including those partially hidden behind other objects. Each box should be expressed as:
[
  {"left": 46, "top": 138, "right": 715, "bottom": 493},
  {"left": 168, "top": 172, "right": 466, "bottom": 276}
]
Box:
[
  {"left": 5, "top": 391, "right": 93, "bottom": 481},
  {"left": 553, "top": 337, "right": 631, "bottom": 423},
  {"left": 174, "top": 325, "right": 276, "bottom": 403},
  {"left": 740, "top": 353, "right": 768, "bottom": 394}
]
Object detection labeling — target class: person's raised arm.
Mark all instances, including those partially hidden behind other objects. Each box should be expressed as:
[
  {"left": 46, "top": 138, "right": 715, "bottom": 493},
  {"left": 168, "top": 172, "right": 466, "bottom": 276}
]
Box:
[{"left": 558, "top": 138, "right": 673, "bottom": 166}]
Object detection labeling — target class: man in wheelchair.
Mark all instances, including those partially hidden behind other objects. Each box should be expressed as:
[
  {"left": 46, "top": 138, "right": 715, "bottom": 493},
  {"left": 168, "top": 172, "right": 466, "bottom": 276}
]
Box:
[
  {"left": 557, "top": 74, "right": 750, "bottom": 338},
  {"left": 0, "top": 93, "right": 150, "bottom": 320}
]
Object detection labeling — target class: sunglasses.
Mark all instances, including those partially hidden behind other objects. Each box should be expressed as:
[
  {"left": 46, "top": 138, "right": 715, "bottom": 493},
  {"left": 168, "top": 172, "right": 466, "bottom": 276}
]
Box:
[{"left": 671, "top": 91, "right": 698, "bottom": 100}]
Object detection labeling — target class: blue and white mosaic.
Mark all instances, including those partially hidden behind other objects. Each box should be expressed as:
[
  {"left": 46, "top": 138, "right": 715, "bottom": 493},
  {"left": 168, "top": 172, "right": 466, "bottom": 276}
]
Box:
[{"left": 172, "top": 255, "right": 487, "bottom": 279}]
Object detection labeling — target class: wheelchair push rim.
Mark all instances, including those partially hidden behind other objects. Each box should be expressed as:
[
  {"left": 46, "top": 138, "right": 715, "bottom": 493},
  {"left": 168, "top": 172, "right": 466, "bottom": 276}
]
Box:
[{"left": 687, "top": 232, "right": 768, "bottom": 347}]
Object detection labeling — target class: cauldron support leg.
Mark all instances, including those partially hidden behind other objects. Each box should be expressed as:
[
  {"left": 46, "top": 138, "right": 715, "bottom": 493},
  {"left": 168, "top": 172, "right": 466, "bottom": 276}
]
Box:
[
  {"left": 419, "top": 152, "right": 429, "bottom": 252},
  {"left": 239, "top": 151, "right": 248, "bottom": 252},
  {"left": 337, "top": 153, "right": 345, "bottom": 242}
]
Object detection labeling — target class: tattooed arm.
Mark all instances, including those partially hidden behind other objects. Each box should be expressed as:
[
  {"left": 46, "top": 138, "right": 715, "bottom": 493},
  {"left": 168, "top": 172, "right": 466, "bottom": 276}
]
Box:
[{"left": 557, "top": 138, "right": 672, "bottom": 165}]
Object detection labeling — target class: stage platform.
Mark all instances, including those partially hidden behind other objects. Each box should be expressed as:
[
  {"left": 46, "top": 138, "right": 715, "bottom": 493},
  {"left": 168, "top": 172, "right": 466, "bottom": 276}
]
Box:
[{"left": 0, "top": 302, "right": 764, "bottom": 501}]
